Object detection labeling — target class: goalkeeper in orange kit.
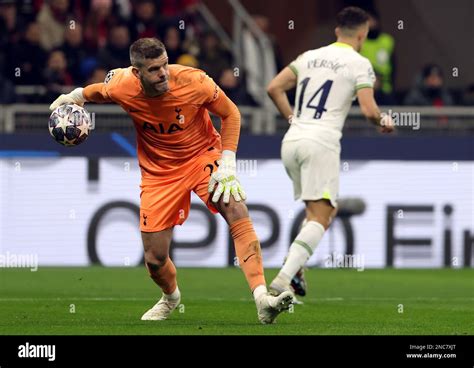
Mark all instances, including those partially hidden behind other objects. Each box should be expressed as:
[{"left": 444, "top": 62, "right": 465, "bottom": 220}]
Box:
[{"left": 50, "top": 38, "right": 293, "bottom": 324}]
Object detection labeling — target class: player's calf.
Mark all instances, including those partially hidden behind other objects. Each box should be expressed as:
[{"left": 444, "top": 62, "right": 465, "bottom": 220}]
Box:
[{"left": 305, "top": 199, "right": 335, "bottom": 230}]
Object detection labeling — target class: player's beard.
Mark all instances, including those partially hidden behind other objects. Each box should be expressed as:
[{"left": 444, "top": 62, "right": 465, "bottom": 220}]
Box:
[
  {"left": 154, "top": 79, "right": 169, "bottom": 94},
  {"left": 141, "top": 77, "right": 169, "bottom": 97}
]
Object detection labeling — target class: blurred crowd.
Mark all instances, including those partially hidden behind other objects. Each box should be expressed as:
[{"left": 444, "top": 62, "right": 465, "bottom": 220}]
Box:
[
  {"left": 0, "top": 0, "right": 472, "bottom": 106},
  {"left": 0, "top": 0, "right": 257, "bottom": 104},
  {"left": 358, "top": 11, "right": 473, "bottom": 107}
]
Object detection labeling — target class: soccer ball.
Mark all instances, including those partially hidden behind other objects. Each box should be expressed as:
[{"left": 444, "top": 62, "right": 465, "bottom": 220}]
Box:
[{"left": 48, "top": 104, "right": 91, "bottom": 146}]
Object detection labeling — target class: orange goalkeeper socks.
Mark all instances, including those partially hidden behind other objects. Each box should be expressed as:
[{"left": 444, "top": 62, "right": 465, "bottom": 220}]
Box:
[
  {"left": 145, "top": 257, "right": 177, "bottom": 295},
  {"left": 230, "top": 217, "right": 266, "bottom": 291}
]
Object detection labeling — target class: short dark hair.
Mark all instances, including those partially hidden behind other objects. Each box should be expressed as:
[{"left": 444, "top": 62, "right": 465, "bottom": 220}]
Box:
[
  {"left": 129, "top": 38, "right": 166, "bottom": 67},
  {"left": 336, "top": 6, "right": 369, "bottom": 31}
]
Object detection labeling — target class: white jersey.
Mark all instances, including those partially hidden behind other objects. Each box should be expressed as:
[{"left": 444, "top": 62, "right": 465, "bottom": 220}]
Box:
[{"left": 283, "top": 42, "right": 375, "bottom": 152}]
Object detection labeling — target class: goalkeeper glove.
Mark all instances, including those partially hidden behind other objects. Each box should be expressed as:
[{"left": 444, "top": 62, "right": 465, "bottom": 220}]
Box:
[
  {"left": 208, "top": 150, "right": 247, "bottom": 203},
  {"left": 49, "top": 88, "right": 86, "bottom": 111}
]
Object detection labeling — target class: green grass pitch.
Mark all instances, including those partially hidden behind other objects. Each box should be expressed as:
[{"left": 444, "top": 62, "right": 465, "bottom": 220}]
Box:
[{"left": 0, "top": 267, "right": 472, "bottom": 335}]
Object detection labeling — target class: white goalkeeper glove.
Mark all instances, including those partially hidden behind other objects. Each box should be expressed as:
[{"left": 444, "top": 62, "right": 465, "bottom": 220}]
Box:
[
  {"left": 49, "top": 88, "right": 86, "bottom": 111},
  {"left": 208, "top": 150, "right": 247, "bottom": 203}
]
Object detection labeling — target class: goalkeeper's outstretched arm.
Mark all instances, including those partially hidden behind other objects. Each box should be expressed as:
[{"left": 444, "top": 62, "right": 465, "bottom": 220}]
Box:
[{"left": 49, "top": 83, "right": 112, "bottom": 111}]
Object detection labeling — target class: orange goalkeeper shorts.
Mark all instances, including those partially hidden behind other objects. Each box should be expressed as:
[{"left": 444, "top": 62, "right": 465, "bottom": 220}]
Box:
[{"left": 139, "top": 148, "right": 221, "bottom": 232}]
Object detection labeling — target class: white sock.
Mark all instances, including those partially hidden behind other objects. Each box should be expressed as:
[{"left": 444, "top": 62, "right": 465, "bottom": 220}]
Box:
[
  {"left": 278, "top": 221, "right": 325, "bottom": 284},
  {"left": 252, "top": 285, "right": 267, "bottom": 300},
  {"left": 164, "top": 286, "right": 180, "bottom": 300}
]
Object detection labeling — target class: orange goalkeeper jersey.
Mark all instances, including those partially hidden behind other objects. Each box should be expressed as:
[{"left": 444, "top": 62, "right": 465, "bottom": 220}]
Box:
[{"left": 83, "top": 65, "right": 240, "bottom": 180}]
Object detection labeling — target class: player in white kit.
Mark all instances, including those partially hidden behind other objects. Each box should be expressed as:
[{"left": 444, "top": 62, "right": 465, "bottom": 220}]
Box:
[{"left": 267, "top": 6, "right": 394, "bottom": 296}]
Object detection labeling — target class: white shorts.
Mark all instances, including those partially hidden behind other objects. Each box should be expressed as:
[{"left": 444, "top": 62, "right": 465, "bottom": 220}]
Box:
[{"left": 281, "top": 139, "right": 339, "bottom": 207}]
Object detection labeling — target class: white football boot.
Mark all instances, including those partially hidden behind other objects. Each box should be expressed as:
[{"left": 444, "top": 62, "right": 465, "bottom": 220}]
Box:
[
  {"left": 141, "top": 290, "right": 181, "bottom": 321},
  {"left": 269, "top": 277, "right": 303, "bottom": 305},
  {"left": 256, "top": 291, "right": 294, "bottom": 324}
]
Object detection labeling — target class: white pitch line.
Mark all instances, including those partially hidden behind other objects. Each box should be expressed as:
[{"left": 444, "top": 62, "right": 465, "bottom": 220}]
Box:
[
  {"left": 0, "top": 297, "right": 152, "bottom": 301},
  {"left": 306, "top": 297, "right": 474, "bottom": 302},
  {"left": 0, "top": 297, "right": 473, "bottom": 302},
  {"left": 0, "top": 297, "right": 247, "bottom": 302}
]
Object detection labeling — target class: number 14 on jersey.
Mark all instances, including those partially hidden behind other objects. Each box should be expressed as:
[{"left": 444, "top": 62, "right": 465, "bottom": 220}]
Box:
[{"left": 296, "top": 78, "right": 333, "bottom": 120}]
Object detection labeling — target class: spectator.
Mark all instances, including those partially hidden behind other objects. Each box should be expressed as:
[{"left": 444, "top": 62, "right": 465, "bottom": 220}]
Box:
[
  {"left": 0, "top": 0, "right": 24, "bottom": 45},
  {"left": 97, "top": 24, "right": 131, "bottom": 70},
  {"left": 43, "top": 49, "right": 73, "bottom": 101},
  {"left": 251, "top": 14, "right": 283, "bottom": 71},
  {"left": 37, "top": 0, "right": 72, "bottom": 51},
  {"left": 7, "top": 22, "right": 47, "bottom": 85},
  {"left": 163, "top": 26, "right": 185, "bottom": 64},
  {"left": 242, "top": 14, "right": 280, "bottom": 106},
  {"left": 219, "top": 68, "right": 250, "bottom": 105},
  {"left": 60, "top": 23, "right": 88, "bottom": 84},
  {"left": 198, "top": 31, "right": 232, "bottom": 81},
  {"left": 128, "top": 0, "right": 158, "bottom": 40},
  {"left": 404, "top": 64, "right": 454, "bottom": 106},
  {"left": 156, "top": 0, "right": 200, "bottom": 52},
  {"left": 85, "top": 67, "right": 107, "bottom": 85},
  {"left": 83, "top": 0, "right": 118, "bottom": 52},
  {"left": 360, "top": 11, "right": 395, "bottom": 94}
]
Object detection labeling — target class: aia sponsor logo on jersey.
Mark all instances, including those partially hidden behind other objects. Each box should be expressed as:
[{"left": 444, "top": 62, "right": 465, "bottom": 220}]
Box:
[{"left": 142, "top": 121, "right": 184, "bottom": 134}]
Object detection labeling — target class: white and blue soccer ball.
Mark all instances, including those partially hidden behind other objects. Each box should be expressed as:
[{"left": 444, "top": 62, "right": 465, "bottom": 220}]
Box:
[{"left": 48, "top": 104, "right": 91, "bottom": 147}]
